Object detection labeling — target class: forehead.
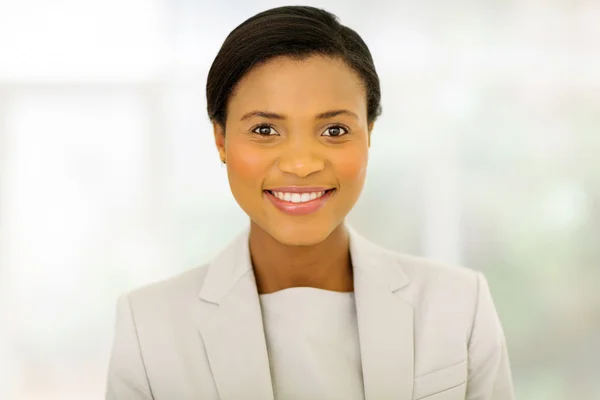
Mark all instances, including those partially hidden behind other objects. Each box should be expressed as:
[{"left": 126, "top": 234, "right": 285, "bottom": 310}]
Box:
[{"left": 228, "top": 55, "right": 367, "bottom": 119}]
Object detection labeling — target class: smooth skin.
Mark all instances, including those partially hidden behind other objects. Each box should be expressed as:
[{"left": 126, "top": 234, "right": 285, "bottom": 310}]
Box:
[{"left": 213, "top": 55, "right": 373, "bottom": 294}]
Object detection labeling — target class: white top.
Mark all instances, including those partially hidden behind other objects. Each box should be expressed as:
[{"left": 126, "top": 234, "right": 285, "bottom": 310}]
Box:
[{"left": 259, "top": 287, "right": 365, "bottom": 400}]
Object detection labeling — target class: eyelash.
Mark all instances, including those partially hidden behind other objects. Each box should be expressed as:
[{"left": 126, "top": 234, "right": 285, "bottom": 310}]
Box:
[{"left": 251, "top": 124, "right": 349, "bottom": 137}]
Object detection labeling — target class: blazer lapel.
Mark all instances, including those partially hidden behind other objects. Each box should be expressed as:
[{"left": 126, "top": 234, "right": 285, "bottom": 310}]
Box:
[
  {"left": 195, "top": 229, "right": 274, "bottom": 400},
  {"left": 349, "top": 227, "right": 415, "bottom": 399}
]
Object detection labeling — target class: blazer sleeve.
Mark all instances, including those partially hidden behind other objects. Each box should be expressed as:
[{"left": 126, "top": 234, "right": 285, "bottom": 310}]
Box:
[
  {"left": 105, "top": 295, "right": 154, "bottom": 400},
  {"left": 466, "top": 272, "right": 515, "bottom": 400}
]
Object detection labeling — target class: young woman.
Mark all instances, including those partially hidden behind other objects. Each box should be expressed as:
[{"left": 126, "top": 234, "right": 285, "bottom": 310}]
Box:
[{"left": 106, "top": 6, "right": 514, "bottom": 400}]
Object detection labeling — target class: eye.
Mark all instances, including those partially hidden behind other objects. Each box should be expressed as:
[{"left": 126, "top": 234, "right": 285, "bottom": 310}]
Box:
[
  {"left": 252, "top": 124, "right": 279, "bottom": 136},
  {"left": 322, "top": 125, "right": 348, "bottom": 137}
]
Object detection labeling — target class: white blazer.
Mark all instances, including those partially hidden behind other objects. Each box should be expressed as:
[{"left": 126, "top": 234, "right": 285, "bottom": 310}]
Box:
[{"left": 106, "top": 227, "right": 514, "bottom": 400}]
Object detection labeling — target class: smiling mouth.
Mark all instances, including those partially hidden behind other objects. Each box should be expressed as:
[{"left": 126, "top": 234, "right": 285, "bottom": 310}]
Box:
[
  {"left": 263, "top": 188, "right": 335, "bottom": 216},
  {"left": 264, "top": 188, "right": 335, "bottom": 204}
]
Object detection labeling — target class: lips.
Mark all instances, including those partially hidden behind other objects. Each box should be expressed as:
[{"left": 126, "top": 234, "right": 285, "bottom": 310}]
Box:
[
  {"left": 266, "top": 186, "right": 333, "bottom": 193},
  {"left": 264, "top": 188, "right": 335, "bottom": 216}
]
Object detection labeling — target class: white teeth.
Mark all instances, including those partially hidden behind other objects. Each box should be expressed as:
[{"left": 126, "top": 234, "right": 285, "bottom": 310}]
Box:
[{"left": 271, "top": 190, "right": 327, "bottom": 203}]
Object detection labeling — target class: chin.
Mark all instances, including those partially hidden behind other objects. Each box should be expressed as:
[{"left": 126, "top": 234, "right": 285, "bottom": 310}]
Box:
[
  {"left": 274, "top": 235, "right": 324, "bottom": 247},
  {"left": 267, "top": 221, "right": 336, "bottom": 247}
]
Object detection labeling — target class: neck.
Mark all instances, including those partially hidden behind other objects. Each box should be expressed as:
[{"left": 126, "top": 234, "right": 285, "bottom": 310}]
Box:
[{"left": 249, "top": 222, "right": 353, "bottom": 294}]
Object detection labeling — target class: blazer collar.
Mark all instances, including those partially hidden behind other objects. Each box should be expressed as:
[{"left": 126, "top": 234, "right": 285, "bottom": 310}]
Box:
[
  {"left": 198, "top": 225, "right": 410, "bottom": 303},
  {"left": 197, "top": 227, "right": 252, "bottom": 305},
  {"left": 196, "top": 224, "right": 414, "bottom": 399},
  {"left": 347, "top": 224, "right": 410, "bottom": 291}
]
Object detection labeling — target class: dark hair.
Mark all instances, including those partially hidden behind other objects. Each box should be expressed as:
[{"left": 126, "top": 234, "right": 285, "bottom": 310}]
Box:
[{"left": 206, "top": 5, "right": 382, "bottom": 130}]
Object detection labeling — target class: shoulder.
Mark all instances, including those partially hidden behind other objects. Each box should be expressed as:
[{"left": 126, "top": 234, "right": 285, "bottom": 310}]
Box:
[
  {"left": 352, "top": 227, "right": 488, "bottom": 332},
  {"left": 390, "top": 250, "right": 500, "bottom": 346},
  {"left": 372, "top": 245, "right": 488, "bottom": 337},
  {"left": 388, "top": 252, "right": 497, "bottom": 367},
  {"left": 394, "top": 251, "right": 482, "bottom": 301},
  {"left": 390, "top": 250, "right": 485, "bottom": 321},
  {"left": 349, "top": 227, "right": 481, "bottom": 306},
  {"left": 122, "top": 264, "right": 211, "bottom": 315}
]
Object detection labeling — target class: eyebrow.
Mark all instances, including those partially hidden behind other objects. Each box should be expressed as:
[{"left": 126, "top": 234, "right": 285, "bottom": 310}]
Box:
[{"left": 240, "top": 109, "right": 359, "bottom": 121}]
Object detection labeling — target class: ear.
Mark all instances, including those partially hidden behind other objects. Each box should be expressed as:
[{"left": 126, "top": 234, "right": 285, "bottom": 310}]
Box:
[
  {"left": 367, "top": 122, "right": 374, "bottom": 148},
  {"left": 213, "top": 121, "right": 226, "bottom": 162}
]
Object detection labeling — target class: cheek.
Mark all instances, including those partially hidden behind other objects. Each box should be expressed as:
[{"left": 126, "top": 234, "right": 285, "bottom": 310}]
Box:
[
  {"left": 333, "top": 144, "right": 369, "bottom": 184},
  {"left": 226, "top": 141, "right": 269, "bottom": 186}
]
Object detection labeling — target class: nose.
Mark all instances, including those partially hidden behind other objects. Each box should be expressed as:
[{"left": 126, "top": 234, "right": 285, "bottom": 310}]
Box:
[{"left": 277, "top": 137, "right": 325, "bottom": 178}]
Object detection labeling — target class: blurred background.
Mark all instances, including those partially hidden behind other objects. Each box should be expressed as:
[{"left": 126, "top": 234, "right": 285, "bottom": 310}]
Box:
[{"left": 0, "top": 0, "right": 598, "bottom": 398}]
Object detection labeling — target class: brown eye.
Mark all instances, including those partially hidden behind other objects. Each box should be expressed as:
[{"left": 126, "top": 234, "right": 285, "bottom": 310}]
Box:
[
  {"left": 322, "top": 126, "right": 348, "bottom": 137},
  {"left": 252, "top": 125, "right": 278, "bottom": 136}
]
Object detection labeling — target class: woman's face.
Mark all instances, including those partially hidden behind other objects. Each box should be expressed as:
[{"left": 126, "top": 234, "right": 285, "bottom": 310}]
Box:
[{"left": 214, "top": 55, "right": 372, "bottom": 246}]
